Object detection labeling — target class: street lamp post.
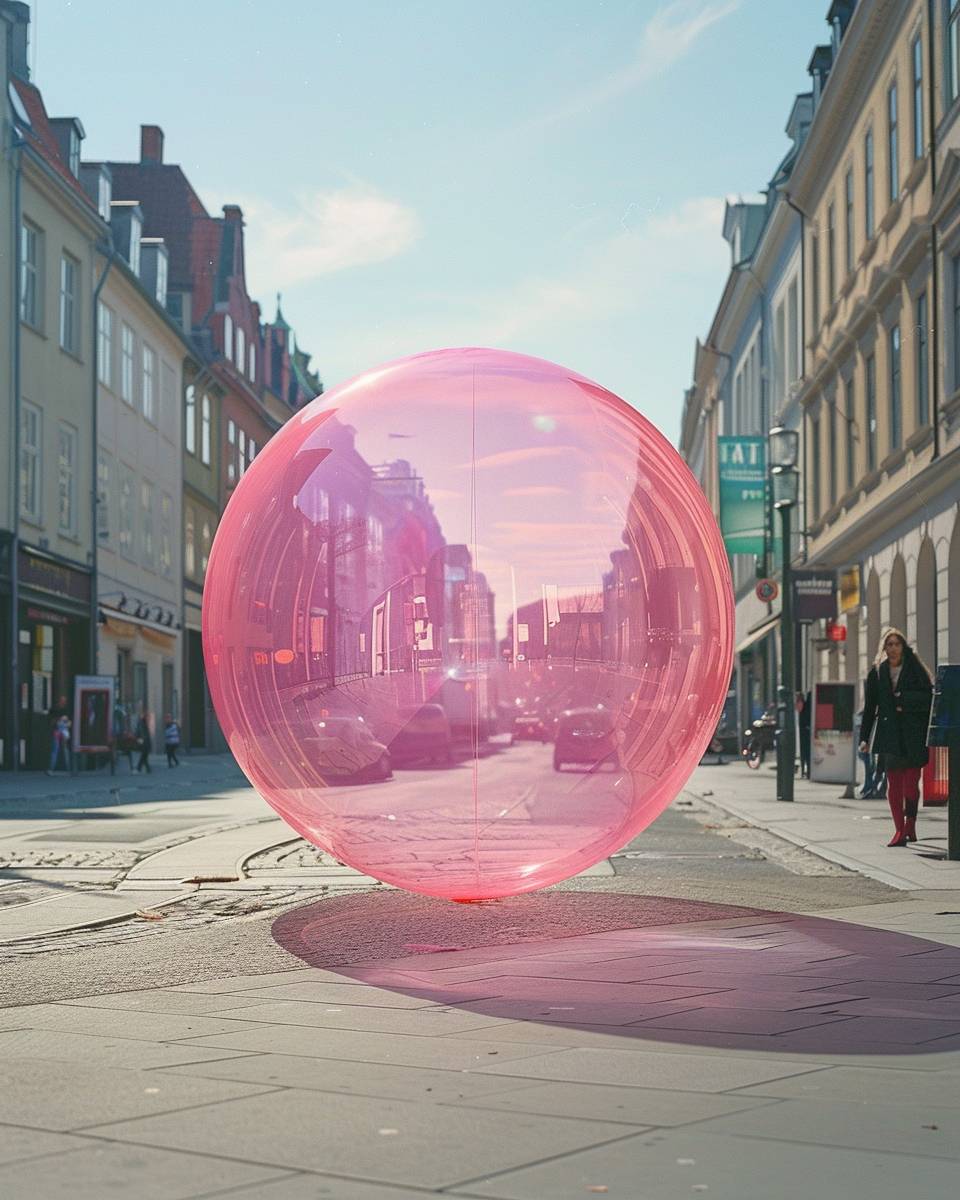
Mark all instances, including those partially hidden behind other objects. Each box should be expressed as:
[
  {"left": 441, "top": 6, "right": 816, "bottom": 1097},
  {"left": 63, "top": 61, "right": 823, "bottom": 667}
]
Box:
[{"left": 769, "top": 426, "right": 799, "bottom": 803}]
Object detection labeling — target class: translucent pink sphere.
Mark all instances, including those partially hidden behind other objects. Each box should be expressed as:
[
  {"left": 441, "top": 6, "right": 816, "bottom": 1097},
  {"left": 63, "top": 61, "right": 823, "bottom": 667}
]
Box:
[{"left": 203, "top": 348, "right": 733, "bottom": 900}]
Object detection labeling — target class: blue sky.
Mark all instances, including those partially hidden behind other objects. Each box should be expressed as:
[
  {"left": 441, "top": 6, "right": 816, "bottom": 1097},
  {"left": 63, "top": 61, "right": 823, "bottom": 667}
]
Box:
[{"left": 34, "top": 0, "right": 828, "bottom": 443}]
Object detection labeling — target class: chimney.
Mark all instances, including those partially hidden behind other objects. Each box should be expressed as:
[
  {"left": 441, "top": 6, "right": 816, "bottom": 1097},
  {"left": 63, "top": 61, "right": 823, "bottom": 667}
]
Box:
[
  {"left": 222, "top": 204, "right": 243, "bottom": 223},
  {"left": 4, "top": 1, "right": 30, "bottom": 80},
  {"left": 140, "top": 124, "right": 164, "bottom": 164}
]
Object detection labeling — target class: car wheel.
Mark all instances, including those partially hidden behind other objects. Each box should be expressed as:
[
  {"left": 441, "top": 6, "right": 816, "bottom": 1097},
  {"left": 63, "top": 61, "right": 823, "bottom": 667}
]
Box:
[
  {"left": 378, "top": 754, "right": 392, "bottom": 780},
  {"left": 553, "top": 753, "right": 563, "bottom": 771}
]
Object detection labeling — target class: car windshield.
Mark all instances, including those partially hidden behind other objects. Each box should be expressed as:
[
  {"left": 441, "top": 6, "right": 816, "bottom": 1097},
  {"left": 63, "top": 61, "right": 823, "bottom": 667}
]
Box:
[
  {"left": 560, "top": 711, "right": 612, "bottom": 734},
  {"left": 317, "top": 719, "right": 367, "bottom": 746}
]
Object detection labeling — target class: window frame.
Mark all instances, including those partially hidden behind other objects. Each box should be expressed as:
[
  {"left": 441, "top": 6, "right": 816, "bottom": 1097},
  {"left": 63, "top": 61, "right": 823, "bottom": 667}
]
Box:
[
  {"left": 844, "top": 167, "right": 855, "bottom": 274},
  {"left": 912, "top": 34, "right": 924, "bottom": 160},
  {"left": 119, "top": 463, "right": 136, "bottom": 561},
  {"left": 864, "top": 128, "right": 875, "bottom": 240},
  {"left": 120, "top": 322, "right": 135, "bottom": 405},
  {"left": 57, "top": 421, "right": 78, "bottom": 537},
  {"left": 140, "top": 479, "right": 155, "bottom": 569},
  {"left": 866, "top": 352, "right": 878, "bottom": 472},
  {"left": 59, "top": 253, "right": 79, "bottom": 355},
  {"left": 19, "top": 400, "right": 42, "bottom": 524},
  {"left": 97, "top": 301, "right": 113, "bottom": 388},
  {"left": 97, "top": 449, "right": 111, "bottom": 543},
  {"left": 184, "top": 384, "right": 197, "bottom": 456},
  {"left": 20, "top": 220, "right": 42, "bottom": 329},
  {"left": 200, "top": 394, "right": 211, "bottom": 466},
  {"left": 916, "top": 290, "right": 929, "bottom": 426},
  {"left": 889, "top": 324, "right": 902, "bottom": 450},
  {"left": 141, "top": 343, "right": 156, "bottom": 424},
  {"left": 887, "top": 81, "right": 900, "bottom": 203},
  {"left": 827, "top": 202, "right": 836, "bottom": 303}
]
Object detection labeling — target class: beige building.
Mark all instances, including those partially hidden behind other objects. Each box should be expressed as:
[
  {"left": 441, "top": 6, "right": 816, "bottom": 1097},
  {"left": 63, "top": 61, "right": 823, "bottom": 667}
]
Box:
[
  {"left": 792, "top": 0, "right": 959, "bottom": 691},
  {"left": 2, "top": 4, "right": 105, "bottom": 768},
  {"left": 92, "top": 191, "right": 196, "bottom": 741}
]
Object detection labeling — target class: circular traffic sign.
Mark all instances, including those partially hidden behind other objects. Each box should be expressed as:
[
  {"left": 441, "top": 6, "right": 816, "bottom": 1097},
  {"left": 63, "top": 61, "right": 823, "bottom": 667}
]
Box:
[{"left": 756, "top": 578, "right": 779, "bottom": 603}]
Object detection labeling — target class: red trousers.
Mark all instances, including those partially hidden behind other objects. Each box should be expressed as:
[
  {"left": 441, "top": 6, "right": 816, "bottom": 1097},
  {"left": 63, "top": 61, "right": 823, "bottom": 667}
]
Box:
[{"left": 886, "top": 766, "right": 922, "bottom": 809}]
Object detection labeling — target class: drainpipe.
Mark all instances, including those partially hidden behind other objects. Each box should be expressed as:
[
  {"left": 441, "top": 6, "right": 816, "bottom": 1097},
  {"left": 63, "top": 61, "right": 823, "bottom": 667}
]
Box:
[
  {"left": 928, "top": 0, "right": 940, "bottom": 460},
  {"left": 90, "top": 241, "right": 116, "bottom": 679},
  {"left": 8, "top": 134, "right": 24, "bottom": 772}
]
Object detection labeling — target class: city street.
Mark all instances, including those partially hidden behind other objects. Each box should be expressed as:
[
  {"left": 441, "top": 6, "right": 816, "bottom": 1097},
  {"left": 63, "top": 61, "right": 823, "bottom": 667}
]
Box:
[{"left": 2, "top": 750, "right": 960, "bottom": 1196}]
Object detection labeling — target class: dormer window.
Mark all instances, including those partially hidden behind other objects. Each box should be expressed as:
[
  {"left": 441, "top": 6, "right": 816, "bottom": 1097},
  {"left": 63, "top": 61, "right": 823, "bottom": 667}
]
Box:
[
  {"left": 156, "top": 251, "right": 167, "bottom": 307},
  {"left": 98, "top": 174, "right": 111, "bottom": 220},
  {"left": 68, "top": 128, "right": 81, "bottom": 177},
  {"left": 128, "top": 214, "right": 141, "bottom": 275}
]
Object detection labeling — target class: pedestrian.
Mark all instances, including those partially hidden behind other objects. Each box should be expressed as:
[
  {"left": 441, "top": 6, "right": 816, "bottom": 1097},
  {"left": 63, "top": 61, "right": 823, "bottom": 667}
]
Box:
[
  {"left": 135, "top": 711, "right": 153, "bottom": 774},
  {"left": 46, "top": 695, "right": 71, "bottom": 774},
  {"left": 796, "top": 691, "right": 811, "bottom": 779},
  {"left": 859, "top": 627, "right": 933, "bottom": 847},
  {"left": 163, "top": 713, "right": 181, "bottom": 768}
]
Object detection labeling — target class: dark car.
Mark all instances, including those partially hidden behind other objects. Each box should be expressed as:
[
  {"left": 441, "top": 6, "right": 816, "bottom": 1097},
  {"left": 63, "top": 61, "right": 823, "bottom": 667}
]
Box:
[
  {"left": 553, "top": 707, "right": 618, "bottom": 771},
  {"left": 391, "top": 703, "right": 453, "bottom": 765},
  {"left": 512, "top": 712, "right": 550, "bottom": 742}
]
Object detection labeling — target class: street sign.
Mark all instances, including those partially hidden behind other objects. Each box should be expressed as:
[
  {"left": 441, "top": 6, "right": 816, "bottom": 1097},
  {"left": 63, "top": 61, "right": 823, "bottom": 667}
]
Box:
[
  {"left": 826, "top": 620, "right": 847, "bottom": 642},
  {"left": 794, "top": 570, "right": 837, "bottom": 621},
  {"left": 755, "top": 579, "right": 779, "bottom": 603}
]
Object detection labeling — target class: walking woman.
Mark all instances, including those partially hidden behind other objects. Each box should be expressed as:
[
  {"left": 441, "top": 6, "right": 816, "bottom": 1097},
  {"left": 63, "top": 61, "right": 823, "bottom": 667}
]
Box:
[
  {"left": 135, "top": 711, "right": 153, "bottom": 774},
  {"left": 859, "top": 628, "right": 933, "bottom": 847}
]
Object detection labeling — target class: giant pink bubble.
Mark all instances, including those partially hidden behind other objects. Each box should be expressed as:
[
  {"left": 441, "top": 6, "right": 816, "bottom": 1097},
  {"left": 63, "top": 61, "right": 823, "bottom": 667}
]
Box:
[{"left": 203, "top": 348, "right": 733, "bottom": 900}]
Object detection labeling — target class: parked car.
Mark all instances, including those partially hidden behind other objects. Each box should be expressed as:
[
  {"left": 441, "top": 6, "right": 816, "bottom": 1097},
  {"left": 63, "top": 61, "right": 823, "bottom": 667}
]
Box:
[
  {"left": 512, "top": 712, "right": 551, "bottom": 742},
  {"left": 305, "top": 716, "right": 392, "bottom": 782},
  {"left": 391, "top": 703, "right": 453, "bottom": 765},
  {"left": 553, "top": 707, "right": 618, "bottom": 771}
]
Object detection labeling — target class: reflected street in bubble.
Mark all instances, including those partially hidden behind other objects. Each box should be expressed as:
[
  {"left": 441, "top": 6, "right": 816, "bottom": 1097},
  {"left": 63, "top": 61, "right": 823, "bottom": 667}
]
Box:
[{"left": 202, "top": 348, "right": 734, "bottom": 900}]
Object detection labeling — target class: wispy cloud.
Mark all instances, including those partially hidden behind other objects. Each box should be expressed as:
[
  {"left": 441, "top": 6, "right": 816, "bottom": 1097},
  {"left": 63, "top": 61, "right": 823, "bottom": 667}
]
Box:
[
  {"left": 516, "top": 0, "right": 742, "bottom": 133},
  {"left": 241, "top": 186, "right": 420, "bottom": 292}
]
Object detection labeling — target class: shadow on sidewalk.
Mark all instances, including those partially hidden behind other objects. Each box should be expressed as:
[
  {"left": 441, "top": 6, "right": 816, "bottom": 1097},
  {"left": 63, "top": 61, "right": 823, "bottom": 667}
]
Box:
[{"left": 272, "top": 892, "right": 960, "bottom": 1057}]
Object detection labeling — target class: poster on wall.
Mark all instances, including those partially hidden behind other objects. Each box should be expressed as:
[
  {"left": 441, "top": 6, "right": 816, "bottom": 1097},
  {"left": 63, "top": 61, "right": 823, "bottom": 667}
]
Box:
[
  {"left": 717, "top": 436, "right": 766, "bottom": 556},
  {"left": 810, "top": 680, "right": 856, "bottom": 785},
  {"left": 73, "top": 675, "right": 115, "bottom": 755}
]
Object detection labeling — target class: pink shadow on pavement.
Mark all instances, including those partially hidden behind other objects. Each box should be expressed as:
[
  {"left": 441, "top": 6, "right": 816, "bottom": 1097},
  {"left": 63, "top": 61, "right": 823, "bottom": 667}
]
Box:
[{"left": 271, "top": 892, "right": 960, "bottom": 1056}]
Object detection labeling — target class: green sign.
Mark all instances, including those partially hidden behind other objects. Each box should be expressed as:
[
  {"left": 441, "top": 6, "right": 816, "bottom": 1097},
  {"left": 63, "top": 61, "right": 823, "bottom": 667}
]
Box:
[{"left": 718, "top": 436, "right": 766, "bottom": 556}]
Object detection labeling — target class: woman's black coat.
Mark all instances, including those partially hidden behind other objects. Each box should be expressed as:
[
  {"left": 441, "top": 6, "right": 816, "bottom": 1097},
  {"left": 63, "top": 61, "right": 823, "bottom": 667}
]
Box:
[{"left": 861, "top": 653, "right": 933, "bottom": 769}]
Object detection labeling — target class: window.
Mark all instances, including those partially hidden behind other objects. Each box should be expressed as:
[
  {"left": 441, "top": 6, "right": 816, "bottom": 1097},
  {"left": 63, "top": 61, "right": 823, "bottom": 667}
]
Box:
[
  {"left": 887, "top": 83, "right": 899, "bottom": 202},
  {"left": 844, "top": 168, "right": 855, "bottom": 273},
  {"left": 811, "top": 416, "right": 821, "bottom": 521},
  {"left": 97, "top": 302, "right": 113, "bottom": 387},
  {"left": 140, "top": 481, "right": 155, "bottom": 568},
  {"left": 866, "top": 353, "right": 877, "bottom": 471},
  {"left": 951, "top": 0, "right": 960, "bottom": 102},
  {"left": 185, "top": 505, "right": 196, "bottom": 576},
  {"left": 185, "top": 384, "right": 196, "bottom": 455},
  {"left": 828, "top": 396, "right": 837, "bottom": 509},
  {"left": 227, "top": 419, "right": 236, "bottom": 484},
  {"left": 248, "top": 438, "right": 256, "bottom": 465},
  {"left": 223, "top": 313, "right": 233, "bottom": 361},
  {"left": 128, "top": 214, "right": 141, "bottom": 278},
  {"left": 912, "top": 35, "right": 924, "bottom": 160},
  {"left": 845, "top": 376, "right": 856, "bottom": 488},
  {"left": 248, "top": 341, "right": 256, "bottom": 381},
  {"left": 67, "top": 128, "right": 80, "bottom": 177},
  {"left": 160, "top": 493, "right": 173, "bottom": 577},
  {"left": 20, "top": 401, "right": 41, "bottom": 523},
  {"left": 59, "top": 254, "right": 79, "bottom": 354},
  {"left": 142, "top": 344, "right": 156, "bottom": 423},
  {"left": 120, "top": 323, "right": 135, "bottom": 404},
  {"left": 20, "top": 221, "right": 41, "bottom": 327},
  {"left": 119, "top": 464, "right": 135, "bottom": 560},
  {"left": 97, "top": 450, "right": 111, "bottom": 542},
  {"left": 889, "top": 325, "right": 902, "bottom": 450},
  {"left": 864, "top": 129, "right": 875, "bottom": 239},
  {"left": 787, "top": 278, "right": 799, "bottom": 384},
  {"left": 97, "top": 173, "right": 111, "bottom": 221},
  {"left": 917, "top": 291, "right": 929, "bottom": 426},
  {"left": 954, "top": 255, "right": 960, "bottom": 390},
  {"left": 827, "top": 203, "right": 836, "bottom": 303},
  {"left": 201, "top": 394, "right": 211, "bottom": 465},
  {"left": 156, "top": 252, "right": 167, "bottom": 306},
  {"left": 201, "top": 520, "right": 212, "bottom": 574},
  {"left": 58, "top": 423, "right": 77, "bottom": 536},
  {"left": 236, "top": 326, "right": 245, "bottom": 372},
  {"left": 160, "top": 361, "right": 176, "bottom": 441},
  {"left": 810, "top": 233, "right": 820, "bottom": 331},
  {"left": 238, "top": 429, "right": 246, "bottom": 478}
]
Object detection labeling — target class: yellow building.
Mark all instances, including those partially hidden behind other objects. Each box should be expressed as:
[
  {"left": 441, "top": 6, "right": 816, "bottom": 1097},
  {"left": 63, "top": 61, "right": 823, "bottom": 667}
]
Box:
[{"left": 792, "top": 0, "right": 959, "bottom": 689}]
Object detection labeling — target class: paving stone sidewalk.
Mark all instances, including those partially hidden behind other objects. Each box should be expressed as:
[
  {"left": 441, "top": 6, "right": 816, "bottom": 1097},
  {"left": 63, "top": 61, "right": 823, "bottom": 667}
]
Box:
[{"left": 1, "top": 901, "right": 959, "bottom": 1198}]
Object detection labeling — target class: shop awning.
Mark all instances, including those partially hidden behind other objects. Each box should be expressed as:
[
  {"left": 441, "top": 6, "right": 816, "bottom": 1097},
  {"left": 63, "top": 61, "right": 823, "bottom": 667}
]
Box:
[{"left": 736, "top": 614, "right": 780, "bottom": 655}]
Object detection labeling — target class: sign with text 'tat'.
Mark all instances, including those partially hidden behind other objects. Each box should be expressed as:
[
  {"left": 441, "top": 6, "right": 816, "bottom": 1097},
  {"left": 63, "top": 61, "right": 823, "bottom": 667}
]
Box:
[{"left": 717, "top": 436, "right": 766, "bottom": 556}]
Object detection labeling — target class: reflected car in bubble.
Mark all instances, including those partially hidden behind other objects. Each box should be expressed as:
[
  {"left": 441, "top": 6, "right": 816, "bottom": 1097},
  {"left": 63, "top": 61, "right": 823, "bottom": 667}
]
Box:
[
  {"left": 553, "top": 707, "right": 618, "bottom": 772},
  {"left": 390, "top": 703, "right": 453, "bottom": 766}
]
